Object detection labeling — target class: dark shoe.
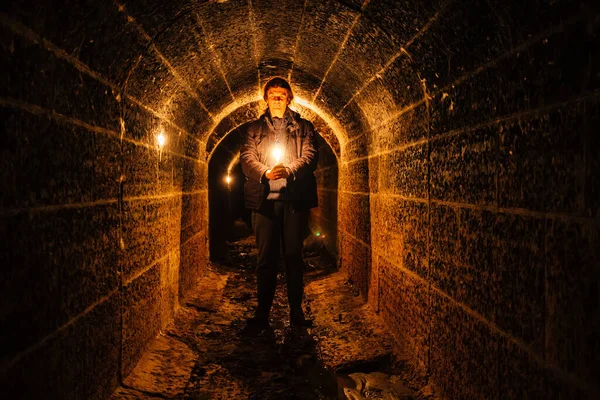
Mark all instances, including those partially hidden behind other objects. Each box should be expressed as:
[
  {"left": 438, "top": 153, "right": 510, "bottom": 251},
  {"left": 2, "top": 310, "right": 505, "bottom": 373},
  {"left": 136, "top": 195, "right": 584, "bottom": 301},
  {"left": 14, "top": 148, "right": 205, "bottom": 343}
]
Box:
[{"left": 290, "top": 313, "right": 313, "bottom": 327}]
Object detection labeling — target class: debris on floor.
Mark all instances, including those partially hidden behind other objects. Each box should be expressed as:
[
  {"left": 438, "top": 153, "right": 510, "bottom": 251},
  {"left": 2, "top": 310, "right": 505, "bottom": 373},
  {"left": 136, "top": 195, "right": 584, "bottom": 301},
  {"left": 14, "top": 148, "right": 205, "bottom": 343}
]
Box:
[{"left": 110, "top": 228, "right": 437, "bottom": 400}]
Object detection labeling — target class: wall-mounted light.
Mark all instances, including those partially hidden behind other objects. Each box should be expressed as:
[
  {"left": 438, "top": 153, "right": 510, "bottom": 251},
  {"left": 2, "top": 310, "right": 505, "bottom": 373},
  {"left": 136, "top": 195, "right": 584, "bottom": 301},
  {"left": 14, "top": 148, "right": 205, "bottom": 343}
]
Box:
[
  {"left": 156, "top": 130, "right": 166, "bottom": 161},
  {"left": 225, "top": 174, "right": 232, "bottom": 185},
  {"left": 156, "top": 131, "right": 166, "bottom": 147}
]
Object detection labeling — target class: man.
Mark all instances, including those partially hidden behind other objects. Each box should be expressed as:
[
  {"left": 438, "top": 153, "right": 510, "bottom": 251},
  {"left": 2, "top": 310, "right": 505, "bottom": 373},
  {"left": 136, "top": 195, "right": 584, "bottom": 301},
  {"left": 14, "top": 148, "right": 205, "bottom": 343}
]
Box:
[{"left": 240, "top": 77, "right": 318, "bottom": 328}]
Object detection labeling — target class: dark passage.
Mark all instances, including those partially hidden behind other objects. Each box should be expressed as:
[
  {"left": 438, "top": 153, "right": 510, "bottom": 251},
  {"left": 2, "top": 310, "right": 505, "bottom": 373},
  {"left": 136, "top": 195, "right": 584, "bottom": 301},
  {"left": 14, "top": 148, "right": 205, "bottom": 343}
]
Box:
[{"left": 1, "top": 0, "right": 599, "bottom": 399}]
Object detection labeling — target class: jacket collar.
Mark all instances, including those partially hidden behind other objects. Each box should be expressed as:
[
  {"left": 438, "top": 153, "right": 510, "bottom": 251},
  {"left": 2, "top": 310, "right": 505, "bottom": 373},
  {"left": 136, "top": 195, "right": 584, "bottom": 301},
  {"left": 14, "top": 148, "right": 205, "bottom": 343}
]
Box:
[{"left": 262, "top": 107, "right": 300, "bottom": 134}]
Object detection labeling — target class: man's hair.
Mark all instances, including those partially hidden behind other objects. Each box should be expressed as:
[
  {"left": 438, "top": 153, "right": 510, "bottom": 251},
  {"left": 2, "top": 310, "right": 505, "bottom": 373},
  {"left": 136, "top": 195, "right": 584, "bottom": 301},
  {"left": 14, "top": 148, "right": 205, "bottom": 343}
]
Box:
[{"left": 263, "top": 77, "right": 294, "bottom": 103}]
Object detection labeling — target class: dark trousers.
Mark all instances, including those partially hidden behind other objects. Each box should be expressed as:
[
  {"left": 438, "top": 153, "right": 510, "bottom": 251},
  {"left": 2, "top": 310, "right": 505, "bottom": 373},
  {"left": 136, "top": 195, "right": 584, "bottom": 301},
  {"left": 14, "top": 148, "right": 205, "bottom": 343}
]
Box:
[{"left": 252, "top": 201, "right": 309, "bottom": 319}]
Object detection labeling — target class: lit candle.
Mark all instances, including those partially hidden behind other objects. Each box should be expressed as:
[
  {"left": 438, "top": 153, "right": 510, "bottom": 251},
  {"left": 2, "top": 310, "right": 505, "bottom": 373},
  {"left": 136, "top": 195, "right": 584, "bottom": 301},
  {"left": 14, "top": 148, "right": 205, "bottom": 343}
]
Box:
[{"left": 272, "top": 145, "right": 283, "bottom": 165}]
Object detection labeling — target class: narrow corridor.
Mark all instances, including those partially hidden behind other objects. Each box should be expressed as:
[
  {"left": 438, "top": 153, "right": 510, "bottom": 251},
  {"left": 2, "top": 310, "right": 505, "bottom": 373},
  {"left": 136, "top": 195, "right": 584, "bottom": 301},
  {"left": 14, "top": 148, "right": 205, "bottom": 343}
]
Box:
[
  {"left": 111, "top": 222, "right": 429, "bottom": 399},
  {"left": 2, "top": 0, "right": 599, "bottom": 399}
]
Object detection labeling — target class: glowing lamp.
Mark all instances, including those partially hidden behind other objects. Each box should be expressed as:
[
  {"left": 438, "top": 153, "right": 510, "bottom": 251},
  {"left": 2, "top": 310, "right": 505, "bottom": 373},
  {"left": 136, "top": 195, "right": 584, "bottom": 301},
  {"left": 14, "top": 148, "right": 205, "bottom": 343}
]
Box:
[
  {"left": 156, "top": 132, "right": 166, "bottom": 147},
  {"left": 225, "top": 175, "right": 232, "bottom": 185}
]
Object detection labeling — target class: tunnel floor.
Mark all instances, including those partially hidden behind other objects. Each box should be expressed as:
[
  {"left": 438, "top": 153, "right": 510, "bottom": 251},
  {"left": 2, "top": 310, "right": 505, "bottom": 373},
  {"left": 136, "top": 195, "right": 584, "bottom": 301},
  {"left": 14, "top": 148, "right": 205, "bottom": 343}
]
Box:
[{"left": 110, "top": 222, "right": 435, "bottom": 400}]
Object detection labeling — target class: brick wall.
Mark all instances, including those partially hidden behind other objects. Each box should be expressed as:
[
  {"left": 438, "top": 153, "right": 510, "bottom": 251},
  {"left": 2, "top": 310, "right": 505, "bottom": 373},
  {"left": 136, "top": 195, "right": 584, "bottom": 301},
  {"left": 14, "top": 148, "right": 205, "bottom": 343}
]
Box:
[
  {"left": 2, "top": 0, "right": 598, "bottom": 399},
  {"left": 338, "top": 1, "right": 599, "bottom": 398},
  {"left": 1, "top": 11, "right": 208, "bottom": 400}
]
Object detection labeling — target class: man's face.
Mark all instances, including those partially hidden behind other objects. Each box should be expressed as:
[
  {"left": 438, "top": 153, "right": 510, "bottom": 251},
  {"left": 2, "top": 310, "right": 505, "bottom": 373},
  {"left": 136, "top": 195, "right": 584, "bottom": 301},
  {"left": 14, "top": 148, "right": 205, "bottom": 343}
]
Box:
[{"left": 266, "top": 87, "right": 289, "bottom": 116}]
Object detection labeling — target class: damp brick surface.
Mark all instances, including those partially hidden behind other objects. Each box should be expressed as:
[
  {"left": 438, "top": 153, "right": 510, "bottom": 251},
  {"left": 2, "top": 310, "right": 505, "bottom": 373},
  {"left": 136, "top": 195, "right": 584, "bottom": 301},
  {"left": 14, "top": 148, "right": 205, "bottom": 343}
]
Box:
[{"left": 2, "top": 0, "right": 598, "bottom": 399}]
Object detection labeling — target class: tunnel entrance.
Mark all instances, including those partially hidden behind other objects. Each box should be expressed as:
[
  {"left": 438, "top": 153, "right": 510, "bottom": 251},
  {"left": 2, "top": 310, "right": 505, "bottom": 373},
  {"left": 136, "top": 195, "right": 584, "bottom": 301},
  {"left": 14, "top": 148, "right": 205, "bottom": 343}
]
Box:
[{"left": 207, "top": 104, "right": 340, "bottom": 265}]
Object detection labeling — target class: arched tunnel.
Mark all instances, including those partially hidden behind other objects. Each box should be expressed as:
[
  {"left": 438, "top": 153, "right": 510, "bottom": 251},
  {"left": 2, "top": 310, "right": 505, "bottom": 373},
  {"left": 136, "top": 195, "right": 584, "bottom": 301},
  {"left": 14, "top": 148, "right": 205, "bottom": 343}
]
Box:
[{"left": 1, "top": 0, "right": 599, "bottom": 399}]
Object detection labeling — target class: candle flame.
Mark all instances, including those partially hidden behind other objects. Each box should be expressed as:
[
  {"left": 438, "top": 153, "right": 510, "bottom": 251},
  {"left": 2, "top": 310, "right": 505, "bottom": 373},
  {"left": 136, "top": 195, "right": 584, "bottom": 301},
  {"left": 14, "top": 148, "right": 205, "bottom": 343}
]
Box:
[{"left": 272, "top": 145, "right": 283, "bottom": 164}]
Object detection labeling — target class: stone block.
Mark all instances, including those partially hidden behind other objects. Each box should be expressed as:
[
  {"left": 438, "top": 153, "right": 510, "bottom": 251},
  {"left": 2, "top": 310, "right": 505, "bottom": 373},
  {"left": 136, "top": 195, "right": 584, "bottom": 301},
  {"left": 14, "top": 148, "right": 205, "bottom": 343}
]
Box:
[
  {"left": 426, "top": 16, "right": 596, "bottom": 137},
  {"left": 93, "top": 130, "right": 122, "bottom": 201},
  {"left": 0, "top": 292, "right": 120, "bottom": 400},
  {"left": 340, "top": 232, "right": 371, "bottom": 297},
  {"left": 545, "top": 219, "right": 600, "bottom": 385},
  {"left": 455, "top": 207, "right": 500, "bottom": 322},
  {"left": 294, "top": 0, "right": 358, "bottom": 79},
  {"left": 227, "top": 103, "right": 260, "bottom": 127},
  {"left": 364, "top": 0, "right": 445, "bottom": 51},
  {"left": 125, "top": 51, "right": 181, "bottom": 109},
  {"left": 378, "top": 143, "right": 428, "bottom": 199},
  {"left": 368, "top": 254, "right": 381, "bottom": 312},
  {"left": 430, "top": 291, "right": 499, "bottom": 400},
  {"left": 160, "top": 251, "right": 180, "bottom": 329},
  {"left": 340, "top": 159, "right": 369, "bottom": 193},
  {"left": 429, "top": 203, "right": 461, "bottom": 301},
  {"left": 408, "top": 0, "right": 511, "bottom": 91},
  {"left": 494, "top": 213, "right": 545, "bottom": 353},
  {"left": 498, "top": 338, "right": 545, "bottom": 399},
  {"left": 343, "top": 132, "right": 371, "bottom": 162},
  {"left": 197, "top": 2, "right": 257, "bottom": 91},
  {"left": 0, "top": 204, "right": 119, "bottom": 362},
  {"left": 429, "top": 203, "right": 459, "bottom": 266},
  {"left": 123, "top": 98, "right": 188, "bottom": 151},
  {"left": 401, "top": 199, "right": 429, "bottom": 279},
  {"left": 121, "top": 263, "right": 163, "bottom": 378},
  {"left": 120, "top": 196, "right": 181, "bottom": 281},
  {"left": 313, "top": 82, "right": 355, "bottom": 119},
  {"left": 179, "top": 231, "right": 207, "bottom": 300},
  {"left": 181, "top": 192, "right": 207, "bottom": 244},
  {"left": 339, "top": 192, "right": 371, "bottom": 245},
  {"left": 1, "top": 28, "right": 121, "bottom": 132},
  {"left": 430, "top": 126, "right": 496, "bottom": 206},
  {"left": 1, "top": 109, "right": 96, "bottom": 208},
  {"left": 253, "top": 0, "right": 304, "bottom": 60},
  {"left": 379, "top": 259, "right": 430, "bottom": 369},
  {"left": 121, "top": 140, "right": 168, "bottom": 198},
  {"left": 7, "top": 0, "right": 148, "bottom": 86},
  {"left": 168, "top": 91, "right": 214, "bottom": 138},
  {"left": 355, "top": 77, "right": 408, "bottom": 127},
  {"left": 371, "top": 195, "right": 428, "bottom": 280},
  {"left": 180, "top": 158, "right": 207, "bottom": 193},
  {"left": 335, "top": 15, "right": 399, "bottom": 85},
  {"left": 337, "top": 102, "right": 370, "bottom": 143},
  {"left": 378, "top": 54, "right": 425, "bottom": 111},
  {"left": 152, "top": 16, "right": 232, "bottom": 116},
  {"left": 498, "top": 103, "right": 585, "bottom": 214},
  {"left": 375, "top": 103, "right": 428, "bottom": 153}
]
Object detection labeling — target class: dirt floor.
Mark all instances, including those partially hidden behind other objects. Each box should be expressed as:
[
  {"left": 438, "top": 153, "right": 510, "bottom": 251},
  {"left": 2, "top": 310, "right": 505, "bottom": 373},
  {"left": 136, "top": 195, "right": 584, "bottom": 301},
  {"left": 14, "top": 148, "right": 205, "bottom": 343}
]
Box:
[{"left": 110, "top": 222, "right": 437, "bottom": 400}]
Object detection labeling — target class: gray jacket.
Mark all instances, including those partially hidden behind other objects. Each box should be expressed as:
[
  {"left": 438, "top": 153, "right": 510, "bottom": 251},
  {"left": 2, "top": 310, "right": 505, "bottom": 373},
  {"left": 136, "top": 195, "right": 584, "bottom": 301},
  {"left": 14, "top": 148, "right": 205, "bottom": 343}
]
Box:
[{"left": 240, "top": 108, "right": 318, "bottom": 211}]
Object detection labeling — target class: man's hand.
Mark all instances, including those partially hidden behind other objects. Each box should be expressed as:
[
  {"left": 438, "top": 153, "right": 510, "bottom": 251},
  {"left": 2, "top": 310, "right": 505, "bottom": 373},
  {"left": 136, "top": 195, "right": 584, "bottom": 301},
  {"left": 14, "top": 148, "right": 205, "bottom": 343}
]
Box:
[{"left": 266, "top": 164, "right": 290, "bottom": 180}]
